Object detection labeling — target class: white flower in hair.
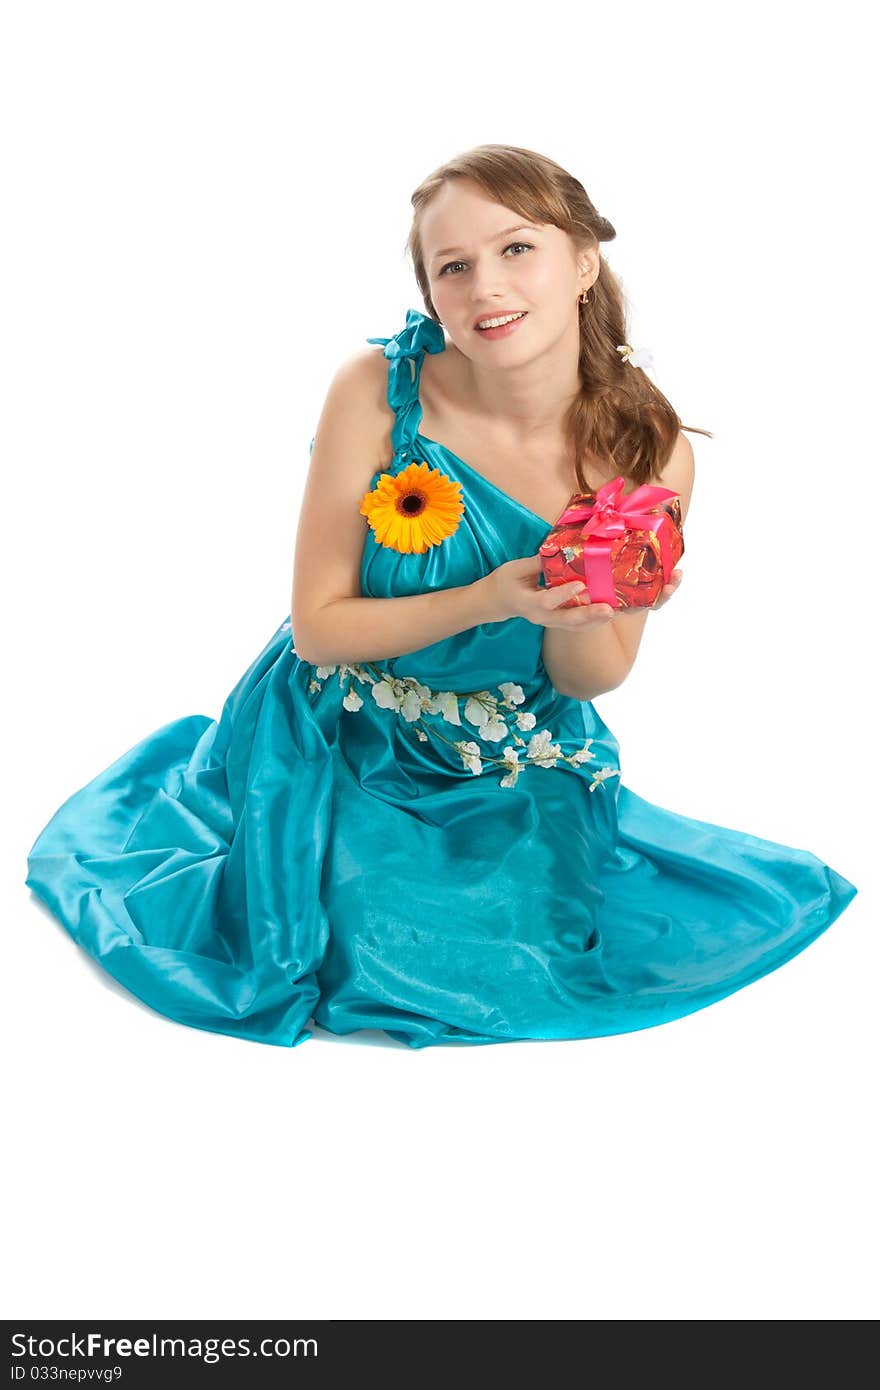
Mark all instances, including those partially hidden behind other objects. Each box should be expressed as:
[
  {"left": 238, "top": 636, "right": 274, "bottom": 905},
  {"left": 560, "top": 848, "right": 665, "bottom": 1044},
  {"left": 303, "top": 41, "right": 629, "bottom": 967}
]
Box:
[{"left": 616, "top": 343, "right": 654, "bottom": 370}]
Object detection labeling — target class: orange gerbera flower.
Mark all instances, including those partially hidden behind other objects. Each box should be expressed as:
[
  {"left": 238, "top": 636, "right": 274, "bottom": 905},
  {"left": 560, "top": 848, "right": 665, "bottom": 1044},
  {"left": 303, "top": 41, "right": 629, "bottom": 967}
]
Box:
[{"left": 359, "top": 461, "right": 465, "bottom": 555}]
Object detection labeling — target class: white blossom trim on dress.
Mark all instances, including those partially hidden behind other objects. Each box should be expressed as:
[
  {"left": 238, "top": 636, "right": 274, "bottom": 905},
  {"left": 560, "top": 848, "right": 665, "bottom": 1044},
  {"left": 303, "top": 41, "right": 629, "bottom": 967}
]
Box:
[{"left": 300, "top": 653, "right": 620, "bottom": 792}]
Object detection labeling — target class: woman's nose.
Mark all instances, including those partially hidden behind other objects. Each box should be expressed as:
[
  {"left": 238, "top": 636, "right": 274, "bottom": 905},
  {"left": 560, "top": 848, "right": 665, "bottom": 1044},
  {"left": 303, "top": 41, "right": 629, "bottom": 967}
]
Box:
[{"left": 468, "top": 264, "right": 510, "bottom": 301}]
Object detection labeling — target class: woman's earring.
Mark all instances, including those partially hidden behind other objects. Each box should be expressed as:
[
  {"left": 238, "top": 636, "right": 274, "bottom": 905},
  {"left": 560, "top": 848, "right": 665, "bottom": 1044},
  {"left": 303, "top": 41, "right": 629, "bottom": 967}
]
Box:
[{"left": 579, "top": 288, "right": 590, "bottom": 305}]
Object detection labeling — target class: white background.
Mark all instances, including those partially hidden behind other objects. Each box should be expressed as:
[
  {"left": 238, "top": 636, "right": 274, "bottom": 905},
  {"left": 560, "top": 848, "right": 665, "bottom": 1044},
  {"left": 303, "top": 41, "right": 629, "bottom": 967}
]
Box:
[{"left": 4, "top": 0, "right": 876, "bottom": 1321}]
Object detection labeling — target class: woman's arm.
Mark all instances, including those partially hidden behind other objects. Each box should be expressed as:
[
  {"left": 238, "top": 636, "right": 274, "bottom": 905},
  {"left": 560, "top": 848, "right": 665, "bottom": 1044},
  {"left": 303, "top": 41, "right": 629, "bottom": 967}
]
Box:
[
  {"left": 541, "top": 432, "right": 695, "bottom": 700},
  {"left": 542, "top": 621, "right": 632, "bottom": 701},
  {"left": 291, "top": 350, "right": 498, "bottom": 667},
  {"left": 297, "top": 583, "right": 497, "bottom": 668}
]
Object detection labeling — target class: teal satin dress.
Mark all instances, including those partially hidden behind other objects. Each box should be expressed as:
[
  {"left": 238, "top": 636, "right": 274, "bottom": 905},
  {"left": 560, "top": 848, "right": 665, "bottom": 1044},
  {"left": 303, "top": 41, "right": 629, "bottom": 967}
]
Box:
[{"left": 24, "top": 308, "right": 858, "bottom": 1048}]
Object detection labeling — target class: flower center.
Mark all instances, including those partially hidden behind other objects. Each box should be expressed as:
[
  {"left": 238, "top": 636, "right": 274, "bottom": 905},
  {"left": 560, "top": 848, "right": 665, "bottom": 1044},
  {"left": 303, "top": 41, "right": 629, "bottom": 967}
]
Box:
[{"left": 399, "top": 491, "right": 426, "bottom": 516}]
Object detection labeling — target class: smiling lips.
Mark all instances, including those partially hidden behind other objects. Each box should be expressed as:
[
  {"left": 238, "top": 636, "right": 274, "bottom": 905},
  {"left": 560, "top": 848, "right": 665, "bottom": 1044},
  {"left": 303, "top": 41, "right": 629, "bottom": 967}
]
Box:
[{"left": 474, "top": 310, "right": 527, "bottom": 328}]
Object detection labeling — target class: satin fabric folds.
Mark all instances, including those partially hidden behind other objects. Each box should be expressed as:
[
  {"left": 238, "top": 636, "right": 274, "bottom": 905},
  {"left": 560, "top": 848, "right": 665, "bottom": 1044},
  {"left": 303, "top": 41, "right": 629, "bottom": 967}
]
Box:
[{"left": 25, "top": 309, "right": 858, "bottom": 1049}]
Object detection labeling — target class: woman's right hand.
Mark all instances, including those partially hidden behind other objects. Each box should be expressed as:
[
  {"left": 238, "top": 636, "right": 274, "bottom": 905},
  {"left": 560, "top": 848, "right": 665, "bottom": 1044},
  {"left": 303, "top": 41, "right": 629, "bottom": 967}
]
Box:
[{"left": 478, "top": 554, "right": 617, "bottom": 630}]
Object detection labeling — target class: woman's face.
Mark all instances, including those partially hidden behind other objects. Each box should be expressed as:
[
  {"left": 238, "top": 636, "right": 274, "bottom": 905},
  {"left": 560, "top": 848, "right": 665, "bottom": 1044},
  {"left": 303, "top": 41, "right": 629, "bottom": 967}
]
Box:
[{"left": 421, "top": 178, "right": 596, "bottom": 356}]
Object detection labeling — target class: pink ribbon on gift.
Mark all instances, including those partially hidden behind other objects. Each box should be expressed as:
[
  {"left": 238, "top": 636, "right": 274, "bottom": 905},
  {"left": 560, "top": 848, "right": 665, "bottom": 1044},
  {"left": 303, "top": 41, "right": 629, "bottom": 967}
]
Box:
[{"left": 555, "top": 476, "right": 680, "bottom": 607}]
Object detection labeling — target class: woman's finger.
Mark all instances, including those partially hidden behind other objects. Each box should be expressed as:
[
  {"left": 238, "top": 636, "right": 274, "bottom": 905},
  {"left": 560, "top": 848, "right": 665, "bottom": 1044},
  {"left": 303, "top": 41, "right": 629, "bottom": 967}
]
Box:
[
  {"left": 649, "top": 571, "right": 683, "bottom": 610},
  {"left": 545, "top": 580, "right": 589, "bottom": 609}
]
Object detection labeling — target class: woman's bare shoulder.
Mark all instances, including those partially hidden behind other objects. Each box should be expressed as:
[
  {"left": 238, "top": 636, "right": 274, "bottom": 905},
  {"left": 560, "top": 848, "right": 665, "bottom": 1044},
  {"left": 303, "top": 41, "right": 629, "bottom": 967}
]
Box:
[
  {"left": 656, "top": 431, "right": 695, "bottom": 525},
  {"left": 332, "top": 344, "right": 391, "bottom": 408},
  {"left": 316, "top": 346, "right": 394, "bottom": 465}
]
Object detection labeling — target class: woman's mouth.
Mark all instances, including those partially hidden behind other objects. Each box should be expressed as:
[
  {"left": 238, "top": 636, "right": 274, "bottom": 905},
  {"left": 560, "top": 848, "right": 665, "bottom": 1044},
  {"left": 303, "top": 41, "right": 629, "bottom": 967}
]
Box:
[{"left": 474, "top": 311, "right": 528, "bottom": 340}]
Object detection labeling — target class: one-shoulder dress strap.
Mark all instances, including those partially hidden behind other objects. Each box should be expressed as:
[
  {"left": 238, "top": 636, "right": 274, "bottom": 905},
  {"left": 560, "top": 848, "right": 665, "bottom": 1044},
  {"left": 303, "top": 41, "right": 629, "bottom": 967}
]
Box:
[
  {"left": 307, "top": 307, "right": 445, "bottom": 462},
  {"left": 365, "top": 308, "right": 446, "bottom": 461}
]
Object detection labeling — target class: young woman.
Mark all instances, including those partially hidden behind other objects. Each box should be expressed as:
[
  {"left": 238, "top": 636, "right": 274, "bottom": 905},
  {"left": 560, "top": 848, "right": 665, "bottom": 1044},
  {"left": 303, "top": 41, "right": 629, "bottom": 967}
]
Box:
[{"left": 25, "top": 143, "right": 858, "bottom": 1048}]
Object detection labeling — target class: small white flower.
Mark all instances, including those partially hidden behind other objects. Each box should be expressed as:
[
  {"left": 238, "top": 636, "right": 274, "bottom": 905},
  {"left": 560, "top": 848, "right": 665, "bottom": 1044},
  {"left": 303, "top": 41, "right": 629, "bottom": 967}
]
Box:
[
  {"left": 616, "top": 344, "right": 654, "bottom": 370},
  {"left": 498, "top": 745, "right": 523, "bottom": 788},
  {"left": 456, "top": 740, "right": 484, "bottom": 776},
  {"left": 399, "top": 687, "right": 424, "bottom": 722},
  {"left": 497, "top": 681, "right": 526, "bottom": 706},
  {"left": 371, "top": 677, "right": 399, "bottom": 711},
  {"left": 315, "top": 664, "right": 338, "bottom": 680},
  {"left": 515, "top": 710, "right": 537, "bottom": 731},
  {"left": 477, "top": 716, "right": 510, "bottom": 744},
  {"left": 527, "top": 729, "right": 563, "bottom": 768},
  {"left": 280, "top": 618, "right": 291, "bottom": 632},
  {"left": 589, "top": 766, "right": 620, "bottom": 791},
  {"left": 342, "top": 688, "right": 364, "bottom": 712},
  {"left": 463, "top": 693, "right": 495, "bottom": 727},
  {"left": 569, "top": 739, "right": 597, "bottom": 765},
  {"left": 428, "top": 690, "right": 462, "bottom": 725}
]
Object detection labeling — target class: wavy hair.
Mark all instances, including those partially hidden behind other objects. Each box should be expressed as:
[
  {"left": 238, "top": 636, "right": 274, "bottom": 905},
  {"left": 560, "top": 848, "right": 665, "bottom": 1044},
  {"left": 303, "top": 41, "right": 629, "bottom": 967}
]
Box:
[{"left": 405, "top": 143, "right": 712, "bottom": 493}]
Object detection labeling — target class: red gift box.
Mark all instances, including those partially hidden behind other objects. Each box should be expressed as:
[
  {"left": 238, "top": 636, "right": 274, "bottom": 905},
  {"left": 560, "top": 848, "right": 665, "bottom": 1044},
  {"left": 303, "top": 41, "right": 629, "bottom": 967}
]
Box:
[{"left": 539, "top": 475, "right": 685, "bottom": 609}]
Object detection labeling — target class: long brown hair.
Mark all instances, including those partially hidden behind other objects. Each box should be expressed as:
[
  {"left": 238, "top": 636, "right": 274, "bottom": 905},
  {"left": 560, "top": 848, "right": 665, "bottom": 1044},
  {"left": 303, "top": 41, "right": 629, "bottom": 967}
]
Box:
[{"left": 405, "top": 143, "right": 712, "bottom": 493}]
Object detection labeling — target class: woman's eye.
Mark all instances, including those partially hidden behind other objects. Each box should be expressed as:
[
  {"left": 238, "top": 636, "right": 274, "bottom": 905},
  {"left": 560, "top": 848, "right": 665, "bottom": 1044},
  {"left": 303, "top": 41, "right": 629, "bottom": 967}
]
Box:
[{"left": 438, "top": 242, "right": 533, "bottom": 276}]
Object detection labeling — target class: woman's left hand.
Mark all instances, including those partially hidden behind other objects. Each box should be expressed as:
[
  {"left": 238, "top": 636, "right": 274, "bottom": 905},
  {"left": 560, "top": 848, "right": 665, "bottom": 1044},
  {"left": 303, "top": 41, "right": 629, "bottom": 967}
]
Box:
[
  {"left": 611, "top": 566, "right": 683, "bottom": 615},
  {"left": 650, "top": 566, "right": 683, "bottom": 611}
]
